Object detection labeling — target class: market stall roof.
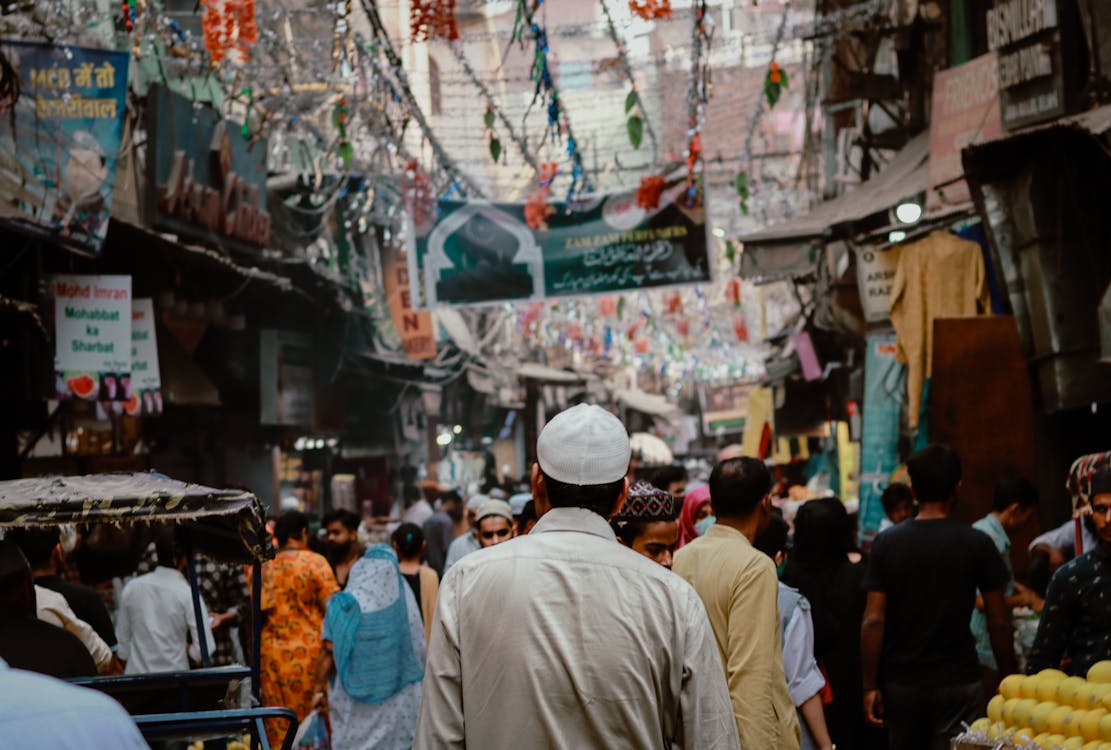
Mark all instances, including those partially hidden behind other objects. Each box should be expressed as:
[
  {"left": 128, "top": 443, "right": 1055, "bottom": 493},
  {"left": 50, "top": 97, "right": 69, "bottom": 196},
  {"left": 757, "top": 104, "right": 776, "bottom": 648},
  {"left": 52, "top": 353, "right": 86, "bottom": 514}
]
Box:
[
  {"left": 615, "top": 388, "right": 681, "bottom": 421},
  {"left": 0, "top": 473, "right": 272, "bottom": 563},
  {"left": 735, "top": 133, "right": 928, "bottom": 280}
]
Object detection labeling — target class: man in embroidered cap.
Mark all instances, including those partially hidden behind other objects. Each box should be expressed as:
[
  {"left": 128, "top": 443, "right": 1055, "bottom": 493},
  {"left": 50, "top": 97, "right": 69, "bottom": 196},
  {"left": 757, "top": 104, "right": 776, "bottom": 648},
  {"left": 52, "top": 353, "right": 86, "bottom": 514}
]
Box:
[
  {"left": 612, "top": 480, "right": 680, "bottom": 568},
  {"left": 414, "top": 403, "right": 738, "bottom": 750}
]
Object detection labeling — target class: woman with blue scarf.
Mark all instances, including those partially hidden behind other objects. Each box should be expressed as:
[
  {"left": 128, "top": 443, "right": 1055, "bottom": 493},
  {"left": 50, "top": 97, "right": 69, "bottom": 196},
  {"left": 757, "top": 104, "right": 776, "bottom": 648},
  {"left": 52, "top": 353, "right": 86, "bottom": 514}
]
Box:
[{"left": 312, "top": 544, "right": 426, "bottom": 749}]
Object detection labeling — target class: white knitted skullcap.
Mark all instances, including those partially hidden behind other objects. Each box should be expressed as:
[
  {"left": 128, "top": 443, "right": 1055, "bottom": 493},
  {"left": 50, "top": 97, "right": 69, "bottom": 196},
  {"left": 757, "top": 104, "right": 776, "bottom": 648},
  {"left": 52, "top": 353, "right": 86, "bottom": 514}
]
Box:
[{"left": 537, "top": 404, "right": 631, "bottom": 485}]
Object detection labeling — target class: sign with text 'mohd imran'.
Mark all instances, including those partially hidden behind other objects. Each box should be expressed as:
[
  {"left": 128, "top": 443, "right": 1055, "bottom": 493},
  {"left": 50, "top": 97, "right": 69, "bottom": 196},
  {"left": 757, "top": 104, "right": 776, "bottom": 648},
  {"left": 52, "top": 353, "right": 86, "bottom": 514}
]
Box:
[
  {"left": 410, "top": 178, "right": 711, "bottom": 308},
  {"left": 0, "top": 40, "right": 129, "bottom": 255},
  {"left": 52, "top": 274, "right": 131, "bottom": 401},
  {"left": 145, "top": 83, "right": 271, "bottom": 254}
]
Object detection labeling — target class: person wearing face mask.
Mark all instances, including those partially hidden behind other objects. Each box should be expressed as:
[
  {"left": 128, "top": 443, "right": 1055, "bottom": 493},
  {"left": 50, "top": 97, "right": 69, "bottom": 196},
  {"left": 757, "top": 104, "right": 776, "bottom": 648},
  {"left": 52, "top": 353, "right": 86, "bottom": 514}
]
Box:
[
  {"left": 677, "top": 485, "right": 714, "bottom": 549},
  {"left": 323, "top": 509, "right": 365, "bottom": 589},
  {"left": 611, "top": 481, "right": 680, "bottom": 569}
]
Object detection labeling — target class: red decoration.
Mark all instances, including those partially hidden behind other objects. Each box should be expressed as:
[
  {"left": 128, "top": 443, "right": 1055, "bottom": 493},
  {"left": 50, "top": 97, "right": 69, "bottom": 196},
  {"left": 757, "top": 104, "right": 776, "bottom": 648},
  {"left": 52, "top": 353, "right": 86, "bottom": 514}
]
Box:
[
  {"left": 724, "top": 278, "right": 741, "bottom": 307},
  {"left": 636, "top": 175, "right": 666, "bottom": 211},
  {"left": 665, "top": 292, "right": 682, "bottom": 315},
  {"left": 634, "top": 337, "right": 649, "bottom": 354},
  {"left": 410, "top": 0, "right": 459, "bottom": 41},
  {"left": 676, "top": 318, "right": 691, "bottom": 337},
  {"left": 403, "top": 160, "right": 435, "bottom": 232},
  {"left": 525, "top": 162, "right": 559, "bottom": 231},
  {"left": 733, "top": 313, "right": 749, "bottom": 343},
  {"left": 566, "top": 322, "right": 582, "bottom": 341},
  {"left": 201, "top": 0, "right": 257, "bottom": 63},
  {"left": 599, "top": 297, "right": 617, "bottom": 317},
  {"left": 629, "top": 0, "right": 671, "bottom": 20}
]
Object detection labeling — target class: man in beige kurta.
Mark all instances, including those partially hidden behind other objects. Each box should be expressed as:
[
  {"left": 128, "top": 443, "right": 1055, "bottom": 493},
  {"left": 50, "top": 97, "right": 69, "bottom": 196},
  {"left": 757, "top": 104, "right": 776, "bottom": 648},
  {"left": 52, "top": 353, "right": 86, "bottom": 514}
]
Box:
[{"left": 674, "top": 456, "right": 801, "bottom": 750}]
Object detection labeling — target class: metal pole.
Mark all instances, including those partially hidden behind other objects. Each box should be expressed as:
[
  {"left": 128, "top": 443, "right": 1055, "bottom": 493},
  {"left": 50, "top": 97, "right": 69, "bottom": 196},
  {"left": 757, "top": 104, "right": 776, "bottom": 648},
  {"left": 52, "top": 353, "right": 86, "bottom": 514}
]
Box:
[
  {"left": 252, "top": 560, "right": 262, "bottom": 703},
  {"left": 184, "top": 532, "right": 211, "bottom": 668}
]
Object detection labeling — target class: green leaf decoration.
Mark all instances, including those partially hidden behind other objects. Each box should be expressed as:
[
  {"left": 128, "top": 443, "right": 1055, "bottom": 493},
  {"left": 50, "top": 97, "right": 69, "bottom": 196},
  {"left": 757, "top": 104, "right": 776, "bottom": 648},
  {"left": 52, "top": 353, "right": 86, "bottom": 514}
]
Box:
[
  {"left": 338, "top": 141, "right": 354, "bottom": 168},
  {"left": 625, "top": 89, "right": 638, "bottom": 114},
  {"left": 765, "top": 79, "right": 781, "bottom": 109},
  {"left": 735, "top": 171, "right": 748, "bottom": 198},
  {"left": 780, "top": 70, "right": 789, "bottom": 89},
  {"left": 627, "top": 115, "right": 644, "bottom": 149},
  {"left": 617, "top": 296, "right": 626, "bottom": 319},
  {"left": 484, "top": 108, "right": 496, "bottom": 130},
  {"left": 725, "top": 241, "right": 737, "bottom": 265},
  {"left": 489, "top": 137, "right": 502, "bottom": 163}
]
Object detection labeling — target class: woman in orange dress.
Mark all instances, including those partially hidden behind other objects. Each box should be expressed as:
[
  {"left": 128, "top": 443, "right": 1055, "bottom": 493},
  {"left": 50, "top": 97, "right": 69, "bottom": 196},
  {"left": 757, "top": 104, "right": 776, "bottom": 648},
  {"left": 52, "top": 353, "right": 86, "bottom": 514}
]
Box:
[{"left": 254, "top": 511, "right": 339, "bottom": 746}]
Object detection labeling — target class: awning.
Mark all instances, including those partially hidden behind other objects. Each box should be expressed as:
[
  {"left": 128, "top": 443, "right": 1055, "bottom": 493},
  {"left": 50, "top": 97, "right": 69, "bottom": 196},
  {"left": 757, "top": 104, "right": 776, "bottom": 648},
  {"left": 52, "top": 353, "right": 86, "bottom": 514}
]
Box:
[
  {"left": 963, "top": 103, "right": 1111, "bottom": 164},
  {"left": 615, "top": 388, "right": 680, "bottom": 421},
  {"left": 736, "top": 133, "right": 929, "bottom": 278}
]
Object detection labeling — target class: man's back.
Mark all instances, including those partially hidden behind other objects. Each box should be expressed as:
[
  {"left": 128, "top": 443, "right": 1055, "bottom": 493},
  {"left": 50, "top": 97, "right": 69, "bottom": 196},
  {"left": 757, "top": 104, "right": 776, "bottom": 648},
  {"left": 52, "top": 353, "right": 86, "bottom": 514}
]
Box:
[
  {"left": 414, "top": 507, "right": 737, "bottom": 749},
  {"left": 673, "top": 524, "right": 801, "bottom": 750},
  {"left": 35, "top": 574, "right": 117, "bottom": 648},
  {"left": 423, "top": 511, "right": 455, "bottom": 573},
  {"left": 118, "top": 566, "right": 210, "bottom": 674},
  {"left": 865, "top": 518, "right": 1008, "bottom": 687}
]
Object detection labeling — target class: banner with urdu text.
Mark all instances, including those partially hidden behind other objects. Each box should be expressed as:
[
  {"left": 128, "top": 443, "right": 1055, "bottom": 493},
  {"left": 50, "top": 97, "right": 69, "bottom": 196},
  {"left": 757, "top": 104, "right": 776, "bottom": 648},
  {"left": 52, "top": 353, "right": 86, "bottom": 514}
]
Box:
[{"left": 411, "top": 178, "right": 710, "bottom": 307}]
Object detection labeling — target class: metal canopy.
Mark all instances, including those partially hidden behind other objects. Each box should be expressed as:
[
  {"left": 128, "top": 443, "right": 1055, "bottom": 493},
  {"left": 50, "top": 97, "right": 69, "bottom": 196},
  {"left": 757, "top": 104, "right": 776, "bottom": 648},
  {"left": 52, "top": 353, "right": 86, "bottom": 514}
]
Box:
[{"left": 0, "top": 472, "right": 273, "bottom": 563}]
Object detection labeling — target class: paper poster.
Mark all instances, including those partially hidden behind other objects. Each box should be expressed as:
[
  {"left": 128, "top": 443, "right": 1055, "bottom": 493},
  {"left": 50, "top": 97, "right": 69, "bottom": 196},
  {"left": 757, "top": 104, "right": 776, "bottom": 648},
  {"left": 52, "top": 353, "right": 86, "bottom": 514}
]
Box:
[
  {"left": 128, "top": 299, "right": 162, "bottom": 416},
  {"left": 382, "top": 242, "right": 436, "bottom": 360},
  {"left": 858, "top": 331, "right": 907, "bottom": 542},
  {"left": 52, "top": 274, "right": 131, "bottom": 401},
  {"left": 412, "top": 177, "right": 710, "bottom": 307},
  {"left": 0, "top": 40, "right": 130, "bottom": 255}
]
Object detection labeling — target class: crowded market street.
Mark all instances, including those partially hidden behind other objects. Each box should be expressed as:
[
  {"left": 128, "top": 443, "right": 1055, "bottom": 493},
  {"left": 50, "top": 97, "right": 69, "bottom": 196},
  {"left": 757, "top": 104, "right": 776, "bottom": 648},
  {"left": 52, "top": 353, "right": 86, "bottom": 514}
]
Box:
[{"left": 1, "top": 0, "right": 1110, "bottom": 749}]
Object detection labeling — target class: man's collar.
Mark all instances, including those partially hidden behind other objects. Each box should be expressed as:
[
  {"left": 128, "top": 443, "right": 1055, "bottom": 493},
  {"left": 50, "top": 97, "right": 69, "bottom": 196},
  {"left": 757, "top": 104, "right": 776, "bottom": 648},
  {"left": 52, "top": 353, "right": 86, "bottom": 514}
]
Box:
[
  {"left": 532, "top": 507, "right": 617, "bottom": 541},
  {"left": 704, "top": 523, "right": 755, "bottom": 546}
]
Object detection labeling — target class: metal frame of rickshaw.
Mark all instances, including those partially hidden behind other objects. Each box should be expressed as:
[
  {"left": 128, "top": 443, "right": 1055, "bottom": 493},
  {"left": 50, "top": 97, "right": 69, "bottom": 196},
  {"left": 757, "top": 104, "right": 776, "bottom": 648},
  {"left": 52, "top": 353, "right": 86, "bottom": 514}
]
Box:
[{"left": 0, "top": 474, "right": 295, "bottom": 750}]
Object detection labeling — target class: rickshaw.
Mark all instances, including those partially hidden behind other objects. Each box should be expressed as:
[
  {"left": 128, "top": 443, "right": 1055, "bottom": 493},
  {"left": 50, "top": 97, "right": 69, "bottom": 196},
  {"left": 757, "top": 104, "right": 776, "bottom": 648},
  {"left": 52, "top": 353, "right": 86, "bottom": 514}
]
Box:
[{"left": 0, "top": 472, "right": 297, "bottom": 750}]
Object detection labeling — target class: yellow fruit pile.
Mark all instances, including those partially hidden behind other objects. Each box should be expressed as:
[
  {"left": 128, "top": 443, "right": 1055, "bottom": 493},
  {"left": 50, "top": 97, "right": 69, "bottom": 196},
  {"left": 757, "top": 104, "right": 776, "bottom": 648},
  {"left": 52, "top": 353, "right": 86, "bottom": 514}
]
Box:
[{"left": 966, "top": 662, "right": 1111, "bottom": 749}]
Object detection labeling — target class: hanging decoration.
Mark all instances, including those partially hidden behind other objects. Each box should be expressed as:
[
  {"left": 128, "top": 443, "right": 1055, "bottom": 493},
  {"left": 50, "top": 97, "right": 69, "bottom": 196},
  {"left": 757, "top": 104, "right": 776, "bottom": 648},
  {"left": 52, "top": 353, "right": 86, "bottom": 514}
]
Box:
[
  {"left": 332, "top": 0, "right": 355, "bottom": 73},
  {"left": 484, "top": 107, "right": 501, "bottom": 164},
  {"left": 635, "top": 175, "right": 666, "bottom": 211},
  {"left": 409, "top": 0, "right": 459, "bottom": 42},
  {"left": 682, "top": 0, "right": 712, "bottom": 207},
  {"left": 735, "top": 170, "right": 750, "bottom": 215},
  {"left": 333, "top": 97, "right": 354, "bottom": 168},
  {"left": 764, "top": 60, "right": 788, "bottom": 108},
  {"left": 200, "top": 0, "right": 257, "bottom": 64},
  {"left": 724, "top": 278, "right": 742, "bottom": 308},
  {"left": 601, "top": 0, "right": 658, "bottom": 162},
  {"left": 524, "top": 162, "right": 558, "bottom": 231},
  {"left": 629, "top": 0, "right": 671, "bottom": 21}
]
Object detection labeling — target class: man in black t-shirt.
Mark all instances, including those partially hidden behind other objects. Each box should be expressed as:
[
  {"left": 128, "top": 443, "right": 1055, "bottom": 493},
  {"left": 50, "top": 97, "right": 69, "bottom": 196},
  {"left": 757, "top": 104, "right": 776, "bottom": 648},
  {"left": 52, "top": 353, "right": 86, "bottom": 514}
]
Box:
[{"left": 861, "top": 444, "right": 1015, "bottom": 750}]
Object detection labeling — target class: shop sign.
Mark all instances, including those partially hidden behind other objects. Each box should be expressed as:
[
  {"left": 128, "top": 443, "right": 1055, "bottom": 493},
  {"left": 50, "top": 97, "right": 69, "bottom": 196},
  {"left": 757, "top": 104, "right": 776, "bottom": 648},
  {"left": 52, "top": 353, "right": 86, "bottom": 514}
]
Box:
[
  {"left": 260, "top": 330, "right": 315, "bottom": 428},
  {"left": 855, "top": 244, "right": 904, "bottom": 322},
  {"left": 382, "top": 241, "right": 436, "bottom": 360},
  {"left": 51, "top": 274, "right": 131, "bottom": 401},
  {"left": 0, "top": 40, "right": 129, "bottom": 256},
  {"left": 410, "top": 178, "right": 710, "bottom": 307},
  {"left": 128, "top": 299, "right": 162, "bottom": 416},
  {"left": 926, "top": 53, "right": 1004, "bottom": 210},
  {"left": 699, "top": 382, "right": 753, "bottom": 436},
  {"left": 858, "top": 332, "right": 906, "bottom": 541},
  {"left": 986, "top": 0, "right": 1067, "bottom": 130},
  {"left": 145, "top": 84, "right": 271, "bottom": 254}
]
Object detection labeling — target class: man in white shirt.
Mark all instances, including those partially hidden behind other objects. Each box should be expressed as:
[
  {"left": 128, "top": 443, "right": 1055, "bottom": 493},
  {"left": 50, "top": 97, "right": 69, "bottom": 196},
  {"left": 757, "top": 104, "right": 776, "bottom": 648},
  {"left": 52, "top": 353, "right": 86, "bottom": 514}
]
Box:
[
  {"left": 36, "top": 585, "right": 115, "bottom": 674},
  {"left": 414, "top": 404, "right": 738, "bottom": 749},
  {"left": 117, "top": 529, "right": 214, "bottom": 674}
]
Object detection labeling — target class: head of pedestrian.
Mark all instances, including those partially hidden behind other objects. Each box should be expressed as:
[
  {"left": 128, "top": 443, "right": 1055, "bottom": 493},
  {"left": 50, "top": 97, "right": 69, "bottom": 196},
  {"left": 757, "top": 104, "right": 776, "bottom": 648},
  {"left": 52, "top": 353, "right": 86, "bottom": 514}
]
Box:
[
  {"left": 639, "top": 464, "right": 688, "bottom": 502},
  {"left": 0, "top": 540, "right": 35, "bottom": 616},
  {"left": 880, "top": 481, "right": 915, "bottom": 525},
  {"left": 6, "top": 527, "right": 61, "bottom": 574},
  {"left": 391, "top": 522, "right": 426, "bottom": 563},
  {"left": 475, "top": 500, "right": 515, "bottom": 549},
  {"left": 531, "top": 403, "right": 631, "bottom": 521},
  {"left": 611, "top": 480, "right": 680, "bottom": 568},
  {"left": 905, "top": 443, "right": 962, "bottom": 511},
  {"left": 753, "top": 512, "right": 790, "bottom": 568},
  {"left": 323, "top": 508, "right": 361, "bottom": 562},
  {"left": 439, "top": 489, "right": 465, "bottom": 522},
  {"left": 708, "top": 456, "right": 774, "bottom": 538},
  {"left": 275, "top": 510, "right": 311, "bottom": 551},
  {"left": 1088, "top": 469, "right": 1111, "bottom": 546},
  {"left": 991, "top": 474, "right": 1038, "bottom": 531},
  {"left": 154, "top": 526, "right": 188, "bottom": 571}
]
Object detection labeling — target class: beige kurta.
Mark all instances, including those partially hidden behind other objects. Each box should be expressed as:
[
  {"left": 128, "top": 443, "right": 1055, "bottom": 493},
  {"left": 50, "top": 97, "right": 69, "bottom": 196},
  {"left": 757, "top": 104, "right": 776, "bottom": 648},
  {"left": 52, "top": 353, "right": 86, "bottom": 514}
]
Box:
[
  {"left": 889, "top": 231, "right": 990, "bottom": 427},
  {"left": 673, "top": 524, "right": 802, "bottom": 750},
  {"left": 414, "top": 507, "right": 738, "bottom": 750}
]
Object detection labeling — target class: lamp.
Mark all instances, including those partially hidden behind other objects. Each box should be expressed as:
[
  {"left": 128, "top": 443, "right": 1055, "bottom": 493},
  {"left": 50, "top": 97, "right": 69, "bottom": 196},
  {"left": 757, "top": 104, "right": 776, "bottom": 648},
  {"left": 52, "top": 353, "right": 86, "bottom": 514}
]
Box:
[
  {"left": 888, "top": 230, "right": 907, "bottom": 244},
  {"left": 894, "top": 200, "right": 923, "bottom": 225}
]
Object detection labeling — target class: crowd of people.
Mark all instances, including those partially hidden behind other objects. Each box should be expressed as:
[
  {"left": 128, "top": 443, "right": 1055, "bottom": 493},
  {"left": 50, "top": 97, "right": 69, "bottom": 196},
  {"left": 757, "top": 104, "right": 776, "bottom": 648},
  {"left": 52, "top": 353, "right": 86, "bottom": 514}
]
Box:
[{"left": 0, "top": 402, "right": 1109, "bottom": 750}]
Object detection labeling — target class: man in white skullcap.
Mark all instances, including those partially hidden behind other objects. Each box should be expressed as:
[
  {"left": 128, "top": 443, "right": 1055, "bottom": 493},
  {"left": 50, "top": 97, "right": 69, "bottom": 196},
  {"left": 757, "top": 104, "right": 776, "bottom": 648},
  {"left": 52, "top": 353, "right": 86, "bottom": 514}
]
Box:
[{"left": 414, "top": 404, "right": 738, "bottom": 750}]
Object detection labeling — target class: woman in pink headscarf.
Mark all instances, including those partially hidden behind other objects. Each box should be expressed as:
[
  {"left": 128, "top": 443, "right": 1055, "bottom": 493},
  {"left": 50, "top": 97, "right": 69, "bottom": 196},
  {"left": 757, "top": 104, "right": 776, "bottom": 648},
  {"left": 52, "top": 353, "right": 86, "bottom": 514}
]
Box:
[{"left": 676, "top": 485, "right": 714, "bottom": 549}]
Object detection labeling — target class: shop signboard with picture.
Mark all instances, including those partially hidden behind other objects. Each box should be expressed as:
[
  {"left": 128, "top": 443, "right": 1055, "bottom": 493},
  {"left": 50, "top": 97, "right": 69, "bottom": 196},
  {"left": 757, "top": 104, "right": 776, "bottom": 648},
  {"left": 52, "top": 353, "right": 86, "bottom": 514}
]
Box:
[
  {"left": 699, "top": 382, "right": 753, "bottom": 436},
  {"left": 145, "top": 83, "right": 271, "bottom": 255},
  {"left": 128, "top": 299, "right": 162, "bottom": 416},
  {"left": 410, "top": 177, "right": 710, "bottom": 307},
  {"left": 0, "top": 40, "right": 129, "bottom": 255},
  {"left": 52, "top": 274, "right": 131, "bottom": 401}
]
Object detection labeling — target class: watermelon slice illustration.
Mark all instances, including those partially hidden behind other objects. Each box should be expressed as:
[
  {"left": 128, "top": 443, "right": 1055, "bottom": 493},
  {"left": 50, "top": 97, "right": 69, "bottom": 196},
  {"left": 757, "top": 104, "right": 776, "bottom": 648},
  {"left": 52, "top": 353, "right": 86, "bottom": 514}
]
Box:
[
  {"left": 124, "top": 393, "right": 141, "bottom": 416},
  {"left": 66, "top": 373, "right": 97, "bottom": 400}
]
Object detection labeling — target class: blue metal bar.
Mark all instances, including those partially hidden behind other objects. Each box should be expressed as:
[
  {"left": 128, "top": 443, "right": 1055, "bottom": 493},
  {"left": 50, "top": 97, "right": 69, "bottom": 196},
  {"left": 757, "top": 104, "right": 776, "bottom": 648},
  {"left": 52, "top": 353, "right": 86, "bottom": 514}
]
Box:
[
  {"left": 184, "top": 531, "right": 212, "bottom": 667},
  {"left": 251, "top": 559, "right": 263, "bottom": 750}
]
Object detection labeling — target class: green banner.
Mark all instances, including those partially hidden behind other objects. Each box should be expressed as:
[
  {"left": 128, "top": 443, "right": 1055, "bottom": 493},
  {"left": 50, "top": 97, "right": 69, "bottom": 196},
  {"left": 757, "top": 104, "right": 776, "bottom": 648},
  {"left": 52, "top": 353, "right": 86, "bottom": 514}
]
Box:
[{"left": 411, "top": 178, "right": 710, "bottom": 307}]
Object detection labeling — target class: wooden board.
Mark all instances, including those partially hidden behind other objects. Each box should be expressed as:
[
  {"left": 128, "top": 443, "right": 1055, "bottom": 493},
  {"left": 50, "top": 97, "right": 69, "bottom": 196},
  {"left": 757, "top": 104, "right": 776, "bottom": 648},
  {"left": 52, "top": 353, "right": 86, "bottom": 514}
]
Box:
[{"left": 929, "top": 316, "right": 1038, "bottom": 576}]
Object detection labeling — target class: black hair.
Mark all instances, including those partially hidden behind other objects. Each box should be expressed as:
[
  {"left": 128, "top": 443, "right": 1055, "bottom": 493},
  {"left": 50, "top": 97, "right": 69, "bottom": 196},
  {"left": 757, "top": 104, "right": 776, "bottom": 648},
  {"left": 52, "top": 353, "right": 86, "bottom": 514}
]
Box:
[
  {"left": 0, "top": 541, "right": 33, "bottom": 613},
  {"left": 753, "top": 514, "right": 790, "bottom": 560},
  {"left": 402, "top": 484, "right": 421, "bottom": 504},
  {"left": 612, "top": 520, "right": 650, "bottom": 546},
  {"left": 709, "top": 457, "right": 772, "bottom": 519},
  {"left": 906, "top": 443, "right": 962, "bottom": 504},
  {"left": 992, "top": 474, "right": 1038, "bottom": 513},
  {"left": 154, "top": 527, "right": 185, "bottom": 568},
  {"left": 438, "top": 489, "right": 463, "bottom": 507},
  {"left": 639, "top": 464, "right": 687, "bottom": 491},
  {"left": 880, "top": 482, "right": 915, "bottom": 516},
  {"left": 518, "top": 500, "right": 537, "bottom": 524},
  {"left": 542, "top": 471, "right": 625, "bottom": 518},
  {"left": 322, "top": 508, "right": 360, "bottom": 531},
  {"left": 6, "top": 527, "right": 60, "bottom": 568},
  {"left": 391, "top": 522, "right": 424, "bottom": 559},
  {"left": 275, "top": 511, "right": 310, "bottom": 546}
]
